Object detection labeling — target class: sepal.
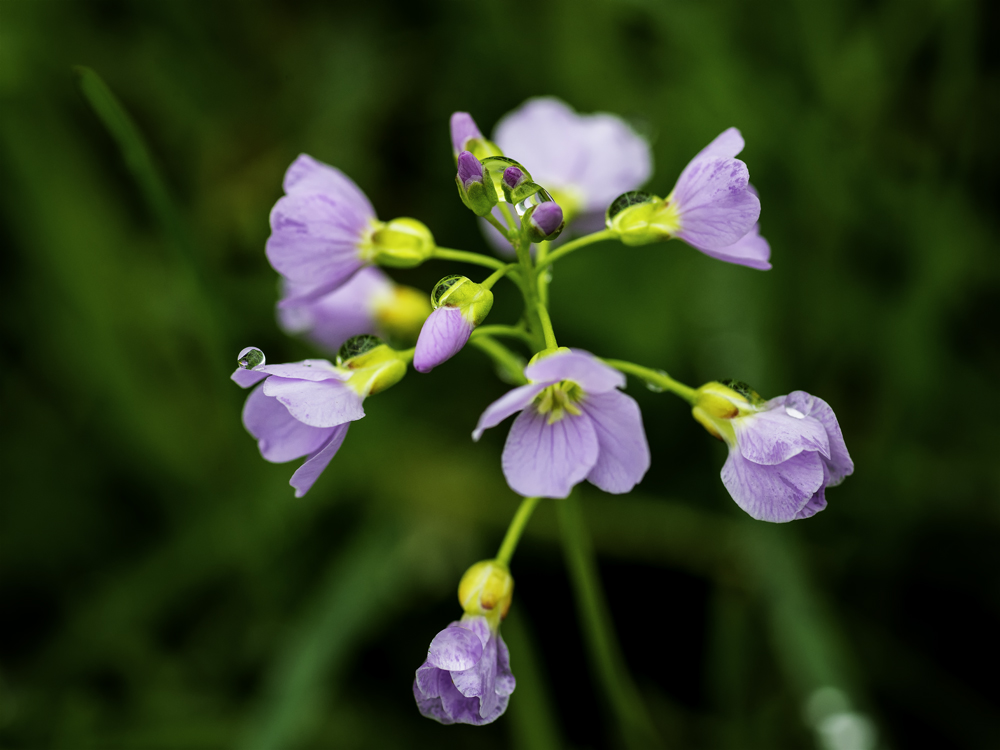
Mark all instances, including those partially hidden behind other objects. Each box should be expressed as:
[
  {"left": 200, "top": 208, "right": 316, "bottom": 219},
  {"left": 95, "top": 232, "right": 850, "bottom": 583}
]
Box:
[
  {"left": 605, "top": 190, "right": 677, "bottom": 246},
  {"left": 456, "top": 151, "right": 499, "bottom": 217},
  {"left": 458, "top": 560, "right": 514, "bottom": 624},
  {"left": 691, "top": 379, "right": 764, "bottom": 442},
  {"left": 369, "top": 218, "right": 436, "bottom": 267},
  {"left": 337, "top": 334, "right": 408, "bottom": 396},
  {"left": 432, "top": 275, "right": 493, "bottom": 325}
]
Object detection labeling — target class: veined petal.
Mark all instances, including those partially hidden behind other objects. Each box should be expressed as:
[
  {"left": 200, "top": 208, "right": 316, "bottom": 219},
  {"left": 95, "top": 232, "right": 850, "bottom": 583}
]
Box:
[
  {"left": 784, "top": 391, "right": 854, "bottom": 485},
  {"left": 733, "top": 405, "right": 830, "bottom": 465},
  {"left": 494, "top": 632, "right": 516, "bottom": 697},
  {"left": 688, "top": 222, "right": 771, "bottom": 270},
  {"left": 414, "top": 307, "right": 474, "bottom": 373},
  {"left": 502, "top": 409, "right": 599, "bottom": 498},
  {"left": 721, "top": 449, "right": 825, "bottom": 522},
  {"left": 451, "top": 627, "right": 499, "bottom": 719},
  {"left": 262, "top": 376, "right": 365, "bottom": 427},
  {"left": 427, "top": 624, "right": 484, "bottom": 671},
  {"left": 281, "top": 154, "right": 376, "bottom": 221},
  {"left": 412, "top": 674, "right": 455, "bottom": 725},
  {"left": 256, "top": 360, "right": 347, "bottom": 382},
  {"left": 242, "top": 385, "right": 335, "bottom": 463},
  {"left": 289, "top": 423, "right": 350, "bottom": 497},
  {"left": 795, "top": 464, "right": 830, "bottom": 519},
  {"left": 694, "top": 127, "right": 745, "bottom": 160},
  {"left": 671, "top": 157, "right": 760, "bottom": 250},
  {"left": 525, "top": 350, "right": 625, "bottom": 394},
  {"left": 580, "top": 390, "right": 651, "bottom": 494},
  {"left": 472, "top": 383, "right": 549, "bottom": 441},
  {"left": 231, "top": 367, "right": 268, "bottom": 388}
]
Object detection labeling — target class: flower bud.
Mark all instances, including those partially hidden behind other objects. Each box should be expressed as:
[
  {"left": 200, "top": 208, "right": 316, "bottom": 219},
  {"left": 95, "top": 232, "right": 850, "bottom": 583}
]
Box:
[
  {"left": 450, "top": 112, "right": 503, "bottom": 160},
  {"left": 431, "top": 275, "right": 493, "bottom": 324},
  {"left": 605, "top": 190, "right": 677, "bottom": 246},
  {"left": 337, "top": 334, "right": 408, "bottom": 396},
  {"left": 414, "top": 276, "right": 494, "bottom": 372},
  {"left": 523, "top": 201, "right": 565, "bottom": 243},
  {"left": 691, "top": 380, "right": 763, "bottom": 442},
  {"left": 372, "top": 285, "right": 432, "bottom": 345},
  {"left": 456, "top": 151, "right": 498, "bottom": 217},
  {"left": 369, "top": 218, "right": 436, "bottom": 267},
  {"left": 458, "top": 560, "right": 514, "bottom": 622}
]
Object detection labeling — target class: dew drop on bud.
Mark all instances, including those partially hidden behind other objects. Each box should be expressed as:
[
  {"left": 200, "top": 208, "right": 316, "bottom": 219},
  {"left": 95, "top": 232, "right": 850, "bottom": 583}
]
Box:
[
  {"left": 237, "top": 346, "right": 265, "bottom": 369},
  {"left": 514, "top": 187, "right": 554, "bottom": 217},
  {"left": 431, "top": 275, "right": 466, "bottom": 308},
  {"left": 605, "top": 191, "right": 656, "bottom": 222},
  {"left": 337, "top": 334, "right": 384, "bottom": 365}
]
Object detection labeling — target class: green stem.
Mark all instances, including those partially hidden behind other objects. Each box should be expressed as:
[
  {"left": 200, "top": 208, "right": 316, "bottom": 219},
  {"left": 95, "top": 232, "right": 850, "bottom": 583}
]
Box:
[
  {"left": 603, "top": 359, "right": 697, "bottom": 404},
  {"left": 497, "top": 202, "right": 518, "bottom": 233},
  {"left": 495, "top": 496, "right": 542, "bottom": 567},
  {"left": 485, "top": 212, "right": 512, "bottom": 239},
  {"left": 471, "top": 325, "right": 532, "bottom": 345},
  {"left": 536, "top": 240, "right": 552, "bottom": 307},
  {"left": 470, "top": 336, "right": 527, "bottom": 385},
  {"left": 557, "top": 495, "right": 664, "bottom": 750},
  {"left": 432, "top": 247, "right": 506, "bottom": 270},
  {"left": 515, "top": 237, "right": 546, "bottom": 351},
  {"left": 536, "top": 303, "right": 558, "bottom": 350},
  {"left": 535, "top": 229, "right": 615, "bottom": 271},
  {"left": 480, "top": 263, "right": 517, "bottom": 291}
]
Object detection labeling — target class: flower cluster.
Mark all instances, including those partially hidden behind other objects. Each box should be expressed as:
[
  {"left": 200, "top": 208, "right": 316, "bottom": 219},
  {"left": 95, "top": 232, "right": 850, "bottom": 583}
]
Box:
[{"left": 230, "top": 97, "right": 853, "bottom": 727}]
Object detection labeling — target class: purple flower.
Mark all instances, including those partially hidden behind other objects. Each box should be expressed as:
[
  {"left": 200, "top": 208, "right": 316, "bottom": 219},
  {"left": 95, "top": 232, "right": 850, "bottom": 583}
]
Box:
[
  {"left": 413, "top": 615, "right": 515, "bottom": 725},
  {"left": 473, "top": 349, "right": 650, "bottom": 498},
  {"left": 267, "top": 154, "right": 379, "bottom": 307},
  {"left": 694, "top": 383, "right": 853, "bottom": 522},
  {"left": 527, "top": 201, "right": 564, "bottom": 239},
  {"left": 450, "top": 112, "right": 485, "bottom": 156},
  {"left": 232, "top": 353, "right": 363, "bottom": 497},
  {"left": 414, "top": 276, "right": 493, "bottom": 373}
]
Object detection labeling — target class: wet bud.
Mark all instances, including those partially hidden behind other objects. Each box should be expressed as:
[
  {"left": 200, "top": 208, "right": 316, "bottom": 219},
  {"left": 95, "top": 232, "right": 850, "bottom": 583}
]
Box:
[
  {"left": 450, "top": 112, "right": 503, "bottom": 160},
  {"left": 456, "top": 151, "right": 498, "bottom": 217},
  {"left": 370, "top": 217, "right": 436, "bottom": 267},
  {"left": 523, "top": 201, "right": 565, "bottom": 243},
  {"left": 691, "top": 380, "right": 763, "bottom": 442},
  {"left": 605, "top": 191, "right": 678, "bottom": 246},
  {"left": 372, "top": 285, "right": 432, "bottom": 344},
  {"left": 337, "top": 334, "right": 407, "bottom": 396},
  {"left": 458, "top": 560, "right": 514, "bottom": 621},
  {"left": 431, "top": 275, "right": 493, "bottom": 325}
]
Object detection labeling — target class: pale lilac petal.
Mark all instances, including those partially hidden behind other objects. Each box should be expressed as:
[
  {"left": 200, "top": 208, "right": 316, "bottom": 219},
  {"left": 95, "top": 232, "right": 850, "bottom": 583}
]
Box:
[
  {"left": 693, "top": 127, "right": 745, "bottom": 160},
  {"left": 242, "top": 385, "right": 335, "bottom": 463},
  {"left": 529, "top": 202, "right": 563, "bottom": 236},
  {"left": 427, "top": 625, "right": 484, "bottom": 671},
  {"left": 472, "top": 383, "right": 549, "bottom": 441},
  {"left": 689, "top": 222, "right": 772, "bottom": 270},
  {"left": 414, "top": 307, "right": 474, "bottom": 373},
  {"left": 721, "top": 449, "right": 825, "bottom": 522},
  {"left": 795, "top": 464, "right": 830, "bottom": 519},
  {"left": 569, "top": 113, "right": 653, "bottom": 209},
  {"left": 438, "top": 673, "right": 485, "bottom": 724},
  {"left": 494, "top": 633, "right": 515, "bottom": 697},
  {"left": 457, "top": 150, "right": 483, "bottom": 188},
  {"left": 413, "top": 675, "right": 455, "bottom": 725},
  {"left": 733, "top": 407, "right": 831, "bottom": 466},
  {"left": 450, "top": 112, "right": 484, "bottom": 155},
  {"left": 579, "top": 390, "right": 650, "bottom": 494},
  {"left": 784, "top": 391, "right": 854, "bottom": 485},
  {"left": 524, "top": 350, "right": 625, "bottom": 394},
  {"left": 451, "top": 628, "right": 499, "bottom": 718},
  {"left": 289, "top": 423, "right": 350, "bottom": 497},
  {"left": 671, "top": 157, "right": 760, "bottom": 250},
  {"left": 231, "top": 367, "right": 268, "bottom": 388},
  {"left": 281, "top": 154, "right": 377, "bottom": 221},
  {"left": 502, "top": 409, "right": 599, "bottom": 498},
  {"left": 255, "top": 360, "right": 347, "bottom": 382},
  {"left": 262, "top": 377, "right": 364, "bottom": 427},
  {"left": 494, "top": 99, "right": 580, "bottom": 185}
]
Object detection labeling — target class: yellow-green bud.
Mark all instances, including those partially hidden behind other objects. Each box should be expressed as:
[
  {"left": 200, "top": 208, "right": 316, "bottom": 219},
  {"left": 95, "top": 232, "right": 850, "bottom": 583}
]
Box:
[
  {"left": 336, "top": 334, "right": 408, "bottom": 396},
  {"left": 458, "top": 560, "right": 514, "bottom": 622},
  {"left": 431, "top": 276, "right": 493, "bottom": 326},
  {"left": 691, "top": 379, "right": 764, "bottom": 442},
  {"left": 604, "top": 191, "right": 680, "bottom": 246},
  {"left": 369, "top": 218, "right": 435, "bottom": 268},
  {"left": 373, "top": 285, "right": 432, "bottom": 344}
]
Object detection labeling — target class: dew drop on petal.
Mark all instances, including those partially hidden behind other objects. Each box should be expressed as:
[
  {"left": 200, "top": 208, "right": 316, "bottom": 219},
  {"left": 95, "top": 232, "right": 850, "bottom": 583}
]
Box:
[
  {"left": 785, "top": 406, "right": 806, "bottom": 419},
  {"left": 237, "top": 346, "right": 265, "bottom": 369}
]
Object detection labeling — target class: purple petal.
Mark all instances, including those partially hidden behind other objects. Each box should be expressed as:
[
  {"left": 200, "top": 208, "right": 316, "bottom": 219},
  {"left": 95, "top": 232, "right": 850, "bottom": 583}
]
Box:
[
  {"left": 450, "top": 112, "right": 484, "bottom": 155},
  {"left": 281, "top": 155, "right": 377, "bottom": 221},
  {"left": 231, "top": 367, "right": 268, "bottom": 388},
  {"left": 579, "top": 390, "right": 651, "bottom": 494},
  {"left": 451, "top": 626, "right": 499, "bottom": 719},
  {"left": 502, "top": 166, "right": 524, "bottom": 189},
  {"left": 414, "top": 307, "right": 474, "bottom": 373},
  {"left": 472, "top": 383, "right": 549, "bottom": 441},
  {"left": 784, "top": 391, "right": 854, "bottom": 485},
  {"left": 671, "top": 156, "right": 760, "bottom": 250},
  {"left": 255, "top": 360, "right": 347, "bottom": 382},
  {"left": 457, "top": 151, "right": 484, "bottom": 188},
  {"left": 262, "top": 377, "right": 364, "bottom": 427},
  {"left": 502, "top": 409, "right": 599, "bottom": 498},
  {"left": 733, "top": 406, "right": 831, "bottom": 466},
  {"left": 289, "top": 423, "right": 350, "bottom": 497},
  {"left": 524, "top": 350, "right": 625, "bottom": 394},
  {"left": 721, "top": 449, "right": 826, "bottom": 522},
  {"left": 693, "top": 128, "right": 745, "bottom": 160},
  {"left": 795, "top": 464, "right": 830, "bottom": 519},
  {"left": 529, "top": 202, "right": 564, "bottom": 236},
  {"left": 494, "top": 632, "right": 516, "bottom": 697},
  {"left": 689, "top": 222, "right": 772, "bottom": 270},
  {"left": 242, "top": 385, "right": 336, "bottom": 462},
  {"left": 427, "top": 625, "right": 484, "bottom": 671},
  {"left": 438, "top": 672, "right": 488, "bottom": 724},
  {"left": 413, "top": 674, "right": 456, "bottom": 725}
]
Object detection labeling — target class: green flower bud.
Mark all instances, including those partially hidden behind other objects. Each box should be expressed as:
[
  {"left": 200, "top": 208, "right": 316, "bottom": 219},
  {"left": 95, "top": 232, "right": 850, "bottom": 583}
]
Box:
[
  {"left": 691, "top": 379, "right": 764, "bottom": 442},
  {"left": 336, "top": 334, "right": 408, "bottom": 396},
  {"left": 456, "top": 152, "right": 498, "bottom": 217},
  {"left": 458, "top": 560, "right": 514, "bottom": 623},
  {"left": 369, "top": 218, "right": 435, "bottom": 268},
  {"left": 605, "top": 190, "right": 680, "bottom": 246},
  {"left": 431, "top": 275, "right": 493, "bottom": 325}
]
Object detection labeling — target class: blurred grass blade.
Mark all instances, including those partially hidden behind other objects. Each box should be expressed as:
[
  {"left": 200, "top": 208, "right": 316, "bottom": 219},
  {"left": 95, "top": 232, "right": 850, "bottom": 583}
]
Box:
[
  {"left": 240, "top": 520, "right": 410, "bottom": 750},
  {"left": 502, "top": 609, "right": 565, "bottom": 750},
  {"left": 557, "top": 495, "right": 665, "bottom": 750}
]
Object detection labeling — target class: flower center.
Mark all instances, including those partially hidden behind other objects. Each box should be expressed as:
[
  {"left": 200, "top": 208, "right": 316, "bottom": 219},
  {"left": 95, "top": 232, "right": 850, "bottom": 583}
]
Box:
[{"left": 534, "top": 380, "right": 584, "bottom": 424}]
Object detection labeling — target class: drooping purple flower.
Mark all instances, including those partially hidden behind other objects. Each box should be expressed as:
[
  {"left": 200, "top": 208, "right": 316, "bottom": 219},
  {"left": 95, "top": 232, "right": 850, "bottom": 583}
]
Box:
[
  {"left": 450, "top": 112, "right": 485, "bottom": 156},
  {"left": 413, "top": 615, "right": 515, "bottom": 725},
  {"left": 266, "top": 154, "right": 377, "bottom": 307},
  {"left": 694, "top": 383, "right": 853, "bottom": 521},
  {"left": 232, "top": 350, "right": 365, "bottom": 497},
  {"left": 473, "top": 349, "right": 650, "bottom": 498}
]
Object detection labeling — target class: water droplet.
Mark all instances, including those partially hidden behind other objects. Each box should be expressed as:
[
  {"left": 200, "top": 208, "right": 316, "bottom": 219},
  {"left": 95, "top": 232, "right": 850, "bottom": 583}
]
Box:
[
  {"left": 605, "top": 191, "right": 657, "bottom": 222},
  {"left": 337, "top": 334, "right": 384, "bottom": 365},
  {"left": 720, "top": 378, "right": 758, "bottom": 402},
  {"left": 431, "top": 275, "right": 467, "bottom": 307},
  {"left": 514, "top": 187, "right": 554, "bottom": 217},
  {"left": 237, "top": 346, "right": 265, "bottom": 369},
  {"left": 785, "top": 406, "right": 806, "bottom": 419},
  {"left": 644, "top": 369, "right": 668, "bottom": 392}
]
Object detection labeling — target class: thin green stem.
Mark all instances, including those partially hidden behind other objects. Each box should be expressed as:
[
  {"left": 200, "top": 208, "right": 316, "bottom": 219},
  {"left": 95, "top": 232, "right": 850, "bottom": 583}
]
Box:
[
  {"left": 603, "top": 359, "right": 697, "bottom": 403},
  {"left": 480, "top": 263, "right": 517, "bottom": 291},
  {"left": 471, "top": 325, "right": 533, "bottom": 345},
  {"left": 495, "top": 496, "right": 542, "bottom": 567},
  {"left": 432, "top": 247, "right": 506, "bottom": 270},
  {"left": 536, "top": 303, "right": 558, "bottom": 350},
  {"left": 470, "top": 336, "right": 527, "bottom": 385},
  {"left": 535, "top": 229, "right": 615, "bottom": 271},
  {"left": 557, "top": 495, "right": 664, "bottom": 750},
  {"left": 497, "top": 201, "right": 517, "bottom": 233},
  {"left": 536, "top": 240, "right": 552, "bottom": 306},
  {"left": 515, "top": 237, "right": 546, "bottom": 351}
]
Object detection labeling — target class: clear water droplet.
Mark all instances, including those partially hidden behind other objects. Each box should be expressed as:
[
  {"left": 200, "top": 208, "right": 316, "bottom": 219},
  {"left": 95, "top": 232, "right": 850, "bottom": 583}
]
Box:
[
  {"left": 514, "top": 187, "right": 554, "bottom": 217},
  {"left": 605, "top": 191, "right": 657, "bottom": 222},
  {"left": 644, "top": 369, "right": 668, "bottom": 392},
  {"left": 337, "top": 334, "right": 384, "bottom": 365},
  {"left": 237, "top": 346, "right": 265, "bottom": 369},
  {"left": 785, "top": 406, "right": 806, "bottom": 419},
  {"left": 431, "top": 275, "right": 466, "bottom": 308}
]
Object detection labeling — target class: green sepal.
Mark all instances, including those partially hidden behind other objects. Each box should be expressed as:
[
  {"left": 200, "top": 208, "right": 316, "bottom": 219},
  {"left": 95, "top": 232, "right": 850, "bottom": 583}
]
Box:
[
  {"left": 604, "top": 190, "right": 675, "bottom": 246},
  {"left": 369, "top": 217, "right": 436, "bottom": 267},
  {"left": 337, "top": 334, "right": 408, "bottom": 396},
  {"left": 456, "top": 173, "right": 498, "bottom": 217}
]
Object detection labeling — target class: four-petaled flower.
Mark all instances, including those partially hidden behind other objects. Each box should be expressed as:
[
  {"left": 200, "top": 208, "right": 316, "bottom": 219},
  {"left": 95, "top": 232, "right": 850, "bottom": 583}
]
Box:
[{"left": 474, "top": 349, "right": 650, "bottom": 498}]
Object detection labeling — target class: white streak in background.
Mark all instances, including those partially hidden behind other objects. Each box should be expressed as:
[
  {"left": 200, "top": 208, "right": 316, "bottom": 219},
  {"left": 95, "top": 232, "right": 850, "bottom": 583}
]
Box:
[{"left": 804, "top": 686, "right": 878, "bottom": 750}]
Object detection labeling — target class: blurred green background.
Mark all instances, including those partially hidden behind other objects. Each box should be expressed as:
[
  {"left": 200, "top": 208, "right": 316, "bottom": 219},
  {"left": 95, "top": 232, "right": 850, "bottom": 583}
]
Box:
[{"left": 1, "top": 0, "right": 998, "bottom": 748}]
